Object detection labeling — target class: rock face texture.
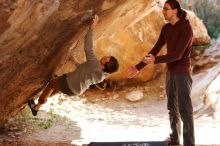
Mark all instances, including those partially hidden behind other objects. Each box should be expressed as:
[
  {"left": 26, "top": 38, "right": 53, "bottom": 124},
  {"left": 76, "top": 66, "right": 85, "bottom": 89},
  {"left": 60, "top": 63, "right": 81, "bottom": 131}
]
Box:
[
  {"left": 0, "top": 0, "right": 121, "bottom": 123},
  {"left": 194, "top": 38, "right": 220, "bottom": 72},
  {"left": 192, "top": 37, "right": 220, "bottom": 118},
  {"left": 0, "top": 0, "right": 210, "bottom": 123}
]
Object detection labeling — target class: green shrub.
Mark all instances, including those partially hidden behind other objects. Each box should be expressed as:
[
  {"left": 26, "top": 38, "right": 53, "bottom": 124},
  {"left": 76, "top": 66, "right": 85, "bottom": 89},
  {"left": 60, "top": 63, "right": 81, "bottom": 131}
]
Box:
[{"left": 182, "top": 0, "right": 220, "bottom": 38}]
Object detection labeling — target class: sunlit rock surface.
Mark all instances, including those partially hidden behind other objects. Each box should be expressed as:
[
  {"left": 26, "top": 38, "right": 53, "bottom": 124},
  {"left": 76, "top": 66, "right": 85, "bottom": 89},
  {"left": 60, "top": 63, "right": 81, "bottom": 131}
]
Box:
[{"left": 192, "top": 37, "right": 220, "bottom": 117}]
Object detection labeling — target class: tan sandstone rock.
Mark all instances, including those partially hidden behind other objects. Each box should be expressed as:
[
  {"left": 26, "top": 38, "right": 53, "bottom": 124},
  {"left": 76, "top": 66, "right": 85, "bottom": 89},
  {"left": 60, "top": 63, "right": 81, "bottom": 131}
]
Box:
[{"left": 0, "top": 0, "right": 210, "bottom": 123}]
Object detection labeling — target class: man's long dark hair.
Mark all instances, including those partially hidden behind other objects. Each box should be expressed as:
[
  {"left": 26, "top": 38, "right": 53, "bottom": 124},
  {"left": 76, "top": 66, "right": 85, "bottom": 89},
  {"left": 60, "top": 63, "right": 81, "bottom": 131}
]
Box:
[
  {"left": 165, "top": 0, "right": 187, "bottom": 18},
  {"left": 103, "top": 56, "right": 119, "bottom": 73}
]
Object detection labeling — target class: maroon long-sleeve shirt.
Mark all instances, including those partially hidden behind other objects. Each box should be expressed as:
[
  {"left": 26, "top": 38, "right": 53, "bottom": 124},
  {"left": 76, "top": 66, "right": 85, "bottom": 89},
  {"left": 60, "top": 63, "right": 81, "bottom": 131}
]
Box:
[{"left": 136, "top": 17, "right": 193, "bottom": 73}]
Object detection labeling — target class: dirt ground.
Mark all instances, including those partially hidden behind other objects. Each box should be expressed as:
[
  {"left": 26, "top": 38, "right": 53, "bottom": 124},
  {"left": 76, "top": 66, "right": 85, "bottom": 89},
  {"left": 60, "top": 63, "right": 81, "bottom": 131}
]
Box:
[{"left": 1, "top": 76, "right": 220, "bottom": 146}]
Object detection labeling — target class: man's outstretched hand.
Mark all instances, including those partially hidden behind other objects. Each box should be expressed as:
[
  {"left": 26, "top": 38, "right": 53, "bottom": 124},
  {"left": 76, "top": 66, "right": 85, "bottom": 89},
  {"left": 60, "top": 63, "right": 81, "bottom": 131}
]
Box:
[
  {"left": 127, "top": 66, "right": 140, "bottom": 78},
  {"left": 91, "top": 15, "right": 99, "bottom": 30},
  {"left": 143, "top": 54, "right": 155, "bottom": 64}
]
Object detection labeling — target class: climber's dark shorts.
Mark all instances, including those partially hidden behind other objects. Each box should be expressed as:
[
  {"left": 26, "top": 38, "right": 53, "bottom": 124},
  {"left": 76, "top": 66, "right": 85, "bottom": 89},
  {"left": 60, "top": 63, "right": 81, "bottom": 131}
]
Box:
[{"left": 60, "top": 74, "right": 74, "bottom": 96}]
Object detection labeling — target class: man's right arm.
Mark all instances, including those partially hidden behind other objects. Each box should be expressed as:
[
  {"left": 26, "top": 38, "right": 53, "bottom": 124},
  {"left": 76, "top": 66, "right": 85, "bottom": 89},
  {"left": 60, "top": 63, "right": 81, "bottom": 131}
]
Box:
[
  {"left": 84, "top": 28, "right": 96, "bottom": 61},
  {"left": 127, "top": 27, "right": 165, "bottom": 78},
  {"left": 84, "top": 15, "right": 99, "bottom": 61},
  {"left": 135, "top": 26, "right": 166, "bottom": 71}
]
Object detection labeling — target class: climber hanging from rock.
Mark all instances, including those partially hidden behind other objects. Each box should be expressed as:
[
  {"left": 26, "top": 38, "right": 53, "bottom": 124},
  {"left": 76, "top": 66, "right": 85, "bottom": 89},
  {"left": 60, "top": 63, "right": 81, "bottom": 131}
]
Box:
[{"left": 28, "top": 14, "right": 119, "bottom": 116}]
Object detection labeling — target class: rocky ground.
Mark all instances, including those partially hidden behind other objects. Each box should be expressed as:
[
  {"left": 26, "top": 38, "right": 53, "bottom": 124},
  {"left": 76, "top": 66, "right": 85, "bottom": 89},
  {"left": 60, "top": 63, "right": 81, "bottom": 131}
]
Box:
[{"left": 1, "top": 74, "right": 220, "bottom": 146}]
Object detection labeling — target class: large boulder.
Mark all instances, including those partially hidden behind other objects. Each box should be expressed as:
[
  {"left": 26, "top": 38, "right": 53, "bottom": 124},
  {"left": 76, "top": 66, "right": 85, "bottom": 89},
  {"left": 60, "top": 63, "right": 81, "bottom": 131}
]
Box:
[
  {"left": 192, "top": 36, "right": 220, "bottom": 118},
  {"left": 0, "top": 0, "right": 210, "bottom": 123},
  {"left": 0, "top": 0, "right": 121, "bottom": 123}
]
